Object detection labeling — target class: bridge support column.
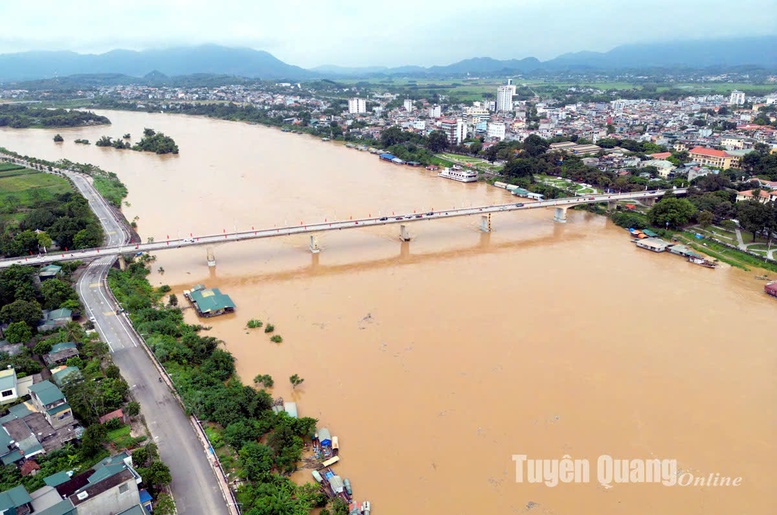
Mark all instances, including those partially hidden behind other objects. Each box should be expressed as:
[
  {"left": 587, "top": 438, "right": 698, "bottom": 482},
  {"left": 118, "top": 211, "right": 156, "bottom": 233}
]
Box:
[
  {"left": 607, "top": 200, "right": 618, "bottom": 213},
  {"left": 480, "top": 214, "right": 491, "bottom": 233},
  {"left": 309, "top": 235, "right": 320, "bottom": 254},
  {"left": 399, "top": 224, "right": 411, "bottom": 242},
  {"left": 206, "top": 247, "right": 216, "bottom": 267},
  {"left": 118, "top": 255, "right": 127, "bottom": 271},
  {"left": 554, "top": 207, "right": 568, "bottom": 223},
  {"left": 644, "top": 197, "right": 656, "bottom": 207}
]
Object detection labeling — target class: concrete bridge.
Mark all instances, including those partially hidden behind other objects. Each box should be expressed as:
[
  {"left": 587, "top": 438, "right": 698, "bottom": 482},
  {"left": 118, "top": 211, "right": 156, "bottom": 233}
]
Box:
[{"left": 0, "top": 188, "right": 684, "bottom": 269}]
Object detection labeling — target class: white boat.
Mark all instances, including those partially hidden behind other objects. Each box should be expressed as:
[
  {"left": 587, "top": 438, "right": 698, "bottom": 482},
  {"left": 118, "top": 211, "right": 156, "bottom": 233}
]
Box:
[{"left": 438, "top": 167, "right": 478, "bottom": 183}]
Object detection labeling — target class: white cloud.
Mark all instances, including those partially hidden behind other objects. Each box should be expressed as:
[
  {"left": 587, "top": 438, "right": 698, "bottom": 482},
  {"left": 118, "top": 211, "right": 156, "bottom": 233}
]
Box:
[{"left": 0, "top": 0, "right": 773, "bottom": 66}]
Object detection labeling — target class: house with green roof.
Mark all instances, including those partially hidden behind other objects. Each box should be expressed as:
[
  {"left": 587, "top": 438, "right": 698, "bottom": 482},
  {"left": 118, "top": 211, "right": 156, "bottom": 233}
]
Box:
[
  {"left": 185, "top": 286, "right": 236, "bottom": 317},
  {"left": 0, "top": 484, "right": 32, "bottom": 514},
  {"left": 50, "top": 367, "right": 81, "bottom": 387},
  {"left": 44, "top": 342, "right": 79, "bottom": 367},
  {"left": 38, "top": 265, "right": 62, "bottom": 281},
  {"left": 37, "top": 309, "right": 73, "bottom": 333},
  {"left": 28, "top": 381, "right": 73, "bottom": 430}
]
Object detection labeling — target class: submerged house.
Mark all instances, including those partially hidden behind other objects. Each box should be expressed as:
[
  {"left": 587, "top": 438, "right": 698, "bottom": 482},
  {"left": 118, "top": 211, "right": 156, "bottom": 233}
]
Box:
[{"left": 183, "top": 285, "right": 236, "bottom": 317}]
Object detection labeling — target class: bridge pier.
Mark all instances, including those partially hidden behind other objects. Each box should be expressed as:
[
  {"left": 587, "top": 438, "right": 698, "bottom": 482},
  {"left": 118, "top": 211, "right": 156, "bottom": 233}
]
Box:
[
  {"left": 206, "top": 247, "right": 216, "bottom": 267},
  {"left": 643, "top": 197, "right": 657, "bottom": 207},
  {"left": 554, "top": 207, "right": 568, "bottom": 223},
  {"left": 118, "top": 255, "right": 127, "bottom": 271},
  {"left": 480, "top": 214, "right": 491, "bottom": 233},
  {"left": 607, "top": 200, "right": 618, "bottom": 213},
  {"left": 309, "top": 235, "right": 320, "bottom": 254},
  {"left": 399, "top": 224, "right": 411, "bottom": 242}
]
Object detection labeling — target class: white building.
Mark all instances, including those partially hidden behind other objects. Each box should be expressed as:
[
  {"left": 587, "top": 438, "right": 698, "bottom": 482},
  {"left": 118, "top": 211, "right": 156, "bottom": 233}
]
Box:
[
  {"left": 496, "top": 79, "right": 516, "bottom": 112},
  {"left": 486, "top": 122, "right": 506, "bottom": 141},
  {"left": 440, "top": 118, "right": 466, "bottom": 145},
  {"left": 428, "top": 105, "right": 442, "bottom": 118},
  {"left": 729, "top": 90, "right": 746, "bottom": 106},
  {"left": 348, "top": 98, "right": 367, "bottom": 114},
  {"left": 403, "top": 99, "right": 414, "bottom": 112}
]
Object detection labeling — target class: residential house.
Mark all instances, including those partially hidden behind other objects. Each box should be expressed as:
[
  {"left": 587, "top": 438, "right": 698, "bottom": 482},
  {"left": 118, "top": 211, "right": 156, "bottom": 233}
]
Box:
[
  {"left": 28, "top": 381, "right": 74, "bottom": 430},
  {"left": 735, "top": 189, "right": 773, "bottom": 203},
  {"left": 0, "top": 369, "right": 18, "bottom": 405},
  {"left": 43, "top": 342, "right": 79, "bottom": 367},
  {"left": 38, "top": 265, "right": 62, "bottom": 281},
  {"left": 0, "top": 453, "right": 146, "bottom": 514},
  {"left": 0, "top": 484, "right": 32, "bottom": 514},
  {"left": 37, "top": 309, "right": 73, "bottom": 333},
  {"left": 50, "top": 366, "right": 81, "bottom": 388}
]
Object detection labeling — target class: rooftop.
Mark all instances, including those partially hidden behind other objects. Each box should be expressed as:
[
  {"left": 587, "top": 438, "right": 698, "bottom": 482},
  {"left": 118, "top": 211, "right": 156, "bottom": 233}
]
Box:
[
  {"left": 189, "top": 288, "right": 235, "bottom": 315},
  {"left": 28, "top": 381, "right": 65, "bottom": 406},
  {"left": 0, "top": 369, "right": 16, "bottom": 392},
  {"left": 689, "top": 146, "right": 730, "bottom": 158},
  {"left": 0, "top": 485, "right": 32, "bottom": 511}
]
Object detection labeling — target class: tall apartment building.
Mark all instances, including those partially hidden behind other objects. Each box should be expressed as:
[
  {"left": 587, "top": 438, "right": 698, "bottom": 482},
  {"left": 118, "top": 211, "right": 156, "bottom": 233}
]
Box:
[
  {"left": 440, "top": 118, "right": 466, "bottom": 145},
  {"left": 348, "top": 98, "right": 367, "bottom": 114},
  {"left": 428, "top": 105, "right": 442, "bottom": 118},
  {"left": 496, "top": 79, "right": 516, "bottom": 112},
  {"left": 729, "top": 90, "right": 746, "bottom": 105},
  {"left": 403, "top": 99, "right": 414, "bottom": 112}
]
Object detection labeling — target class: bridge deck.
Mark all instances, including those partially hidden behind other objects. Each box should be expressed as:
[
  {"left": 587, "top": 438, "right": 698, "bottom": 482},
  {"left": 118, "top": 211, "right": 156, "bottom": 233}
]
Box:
[{"left": 0, "top": 189, "right": 683, "bottom": 268}]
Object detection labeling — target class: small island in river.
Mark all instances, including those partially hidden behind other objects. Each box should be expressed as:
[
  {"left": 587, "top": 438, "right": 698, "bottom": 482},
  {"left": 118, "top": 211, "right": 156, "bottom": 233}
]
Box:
[{"left": 0, "top": 104, "right": 110, "bottom": 128}]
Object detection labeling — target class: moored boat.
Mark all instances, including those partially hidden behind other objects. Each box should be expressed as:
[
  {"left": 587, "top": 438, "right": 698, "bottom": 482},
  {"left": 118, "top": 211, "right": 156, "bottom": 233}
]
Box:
[
  {"left": 438, "top": 167, "right": 478, "bottom": 183},
  {"left": 688, "top": 256, "right": 717, "bottom": 268},
  {"left": 765, "top": 281, "right": 777, "bottom": 298}
]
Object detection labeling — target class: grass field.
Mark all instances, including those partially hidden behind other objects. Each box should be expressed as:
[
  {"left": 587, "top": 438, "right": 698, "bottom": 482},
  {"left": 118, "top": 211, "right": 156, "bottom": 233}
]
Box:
[
  {"left": 0, "top": 169, "right": 72, "bottom": 224},
  {"left": 437, "top": 152, "right": 501, "bottom": 171},
  {"left": 536, "top": 174, "right": 599, "bottom": 194}
]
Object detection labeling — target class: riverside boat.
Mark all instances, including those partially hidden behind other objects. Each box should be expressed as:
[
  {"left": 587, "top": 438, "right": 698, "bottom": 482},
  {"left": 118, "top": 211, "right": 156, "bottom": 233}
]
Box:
[
  {"left": 438, "top": 167, "right": 478, "bottom": 183},
  {"left": 688, "top": 256, "right": 718, "bottom": 268},
  {"left": 765, "top": 281, "right": 777, "bottom": 298}
]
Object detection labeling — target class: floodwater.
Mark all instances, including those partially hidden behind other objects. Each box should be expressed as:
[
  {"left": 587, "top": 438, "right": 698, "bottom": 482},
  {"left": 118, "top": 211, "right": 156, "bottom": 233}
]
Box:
[{"left": 2, "top": 111, "right": 775, "bottom": 514}]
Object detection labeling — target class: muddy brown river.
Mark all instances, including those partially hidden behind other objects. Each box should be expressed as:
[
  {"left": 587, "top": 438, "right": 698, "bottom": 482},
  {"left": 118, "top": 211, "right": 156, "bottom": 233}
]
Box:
[{"left": 2, "top": 110, "right": 775, "bottom": 514}]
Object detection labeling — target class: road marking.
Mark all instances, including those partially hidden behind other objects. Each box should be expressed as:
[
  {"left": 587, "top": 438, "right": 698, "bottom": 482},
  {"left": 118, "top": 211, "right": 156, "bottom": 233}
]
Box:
[
  {"left": 103, "top": 311, "right": 115, "bottom": 316},
  {"left": 90, "top": 283, "right": 102, "bottom": 288}
]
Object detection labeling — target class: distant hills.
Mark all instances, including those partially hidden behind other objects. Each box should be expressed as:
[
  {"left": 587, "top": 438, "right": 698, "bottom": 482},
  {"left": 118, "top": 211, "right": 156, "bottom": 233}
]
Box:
[{"left": 0, "top": 37, "right": 775, "bottom": 82}]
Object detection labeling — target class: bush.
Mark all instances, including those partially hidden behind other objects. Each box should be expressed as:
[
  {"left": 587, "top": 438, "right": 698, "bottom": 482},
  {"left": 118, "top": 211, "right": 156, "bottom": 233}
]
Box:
[
  {"left": 126, "top": 401, "right": 140, "bottom": 417},
  {"left": 264, "top": 324, "right": 274, "bottom": 333},
  {"left": 104, "top": 418, "right": 125, "bottom": 431},
  {"left": 246, "top": 319, "right": 263, "bottom": 328},
  {"left": 611, "top": 211, "right": 649, "bottom": 229},
  {"left": 270, "top": 335, "right": 283, "bottom": 343}
]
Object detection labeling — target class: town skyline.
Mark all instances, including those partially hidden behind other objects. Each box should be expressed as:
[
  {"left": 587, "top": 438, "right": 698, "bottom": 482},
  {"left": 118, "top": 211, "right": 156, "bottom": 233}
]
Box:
[{"left": 2, "top": 0, "right": 775, "bottom": 68}]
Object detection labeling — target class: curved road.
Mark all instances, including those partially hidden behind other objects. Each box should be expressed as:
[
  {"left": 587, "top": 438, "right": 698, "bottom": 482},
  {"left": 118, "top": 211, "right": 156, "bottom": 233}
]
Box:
[{"left": 21, "top": 160, "right": 230, "bottom": 515}]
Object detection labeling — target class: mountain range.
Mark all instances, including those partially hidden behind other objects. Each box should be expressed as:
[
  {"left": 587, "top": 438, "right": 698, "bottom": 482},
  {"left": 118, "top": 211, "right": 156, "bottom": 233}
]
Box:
[{"left": 0, "top": 36, "right": 775, "bottom": 82}]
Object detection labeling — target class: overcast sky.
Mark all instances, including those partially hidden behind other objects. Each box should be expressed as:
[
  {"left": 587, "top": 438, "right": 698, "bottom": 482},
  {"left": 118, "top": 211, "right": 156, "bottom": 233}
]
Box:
[{"left": 1, "top": 0, "right": 774, "bottom": 67}]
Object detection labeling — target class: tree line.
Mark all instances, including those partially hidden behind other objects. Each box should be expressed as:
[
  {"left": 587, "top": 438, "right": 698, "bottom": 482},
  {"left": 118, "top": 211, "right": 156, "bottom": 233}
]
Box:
[
  {"left": 0, "top": 104, "right": 110, "bottom": 128},
  {"left": 108, "top": 260, "right": 332, "bottom": 514},
  {"left": 95, "top": 128, "right": 179, "bottom": 154}
]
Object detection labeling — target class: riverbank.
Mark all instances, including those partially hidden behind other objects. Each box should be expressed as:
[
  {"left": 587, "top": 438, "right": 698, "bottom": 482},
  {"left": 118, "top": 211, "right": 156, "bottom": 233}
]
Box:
[{"left": 108, "top": 259, "right": 360, "bottom": 514}]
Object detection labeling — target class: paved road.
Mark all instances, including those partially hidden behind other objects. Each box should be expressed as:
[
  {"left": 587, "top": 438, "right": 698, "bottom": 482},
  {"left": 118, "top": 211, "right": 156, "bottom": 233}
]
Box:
[
  {"left": 40, "top": 165, "right": 230, "bottom": 514},
  {"left": 0, "top": 188, "right": 687, "bottom": 268}
]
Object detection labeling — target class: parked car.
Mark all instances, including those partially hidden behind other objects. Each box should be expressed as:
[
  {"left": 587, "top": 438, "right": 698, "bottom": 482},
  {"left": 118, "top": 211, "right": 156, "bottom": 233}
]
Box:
[
  {"left": 515, "top": 203, "right": 525, "bottom": 207},
  {"left": 379, "top": 217, "right": 388, "bottom": 221}
]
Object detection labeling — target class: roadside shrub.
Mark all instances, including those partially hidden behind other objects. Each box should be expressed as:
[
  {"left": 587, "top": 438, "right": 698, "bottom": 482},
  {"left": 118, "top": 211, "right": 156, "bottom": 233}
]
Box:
[
  {"left": 264, "top": 324, "right": 274, "bottom": 333},
  {"left": 270, "top": 335, "right": 283, "bottom": 343}
]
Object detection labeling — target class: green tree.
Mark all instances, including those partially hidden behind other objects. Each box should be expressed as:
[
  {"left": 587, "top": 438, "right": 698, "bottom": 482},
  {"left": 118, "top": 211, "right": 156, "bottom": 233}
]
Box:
[
  {"left": 698, "top": 211, "right": 714, "bottom": 228},
  {"left": 0, "top": 299, "right": 43, "bottom": 329},
  {"left": 239, "top": 442, "right": 274, "bottom": 481},
  {"left": 647, "top": 198, "right": 698, "bottom": 229},
  {"left": 5, "top": 321, "right": 32, "bottom": 344},
  {"left": 36, "top": 232, "right": 52, "bottom": 252},
  {"left": 168, "top": 293, "right": 178, "bottom": 307},
  {"left": 523, "top": 134, "right": 549, "bottom": 157},
  {"left": 736, "top": 200, "right": 775, "bottom": 240},
  {"left": 289, "top": 374, "right": 304, "bottom": 389},
  {"left": 53, "top": 134, "right": 64, "bottom": 142},
  {"left": 427, "top": 130, "right": 449, "bottom": 153},
  {"left": 154, "top": 493, "right": 176, "bottom": 515},
  {"left": 41, "top": 279, "right": 76, "bottom": 310},
  {"left": 126, "top": 401, "right": 140, "bottom": 417}
]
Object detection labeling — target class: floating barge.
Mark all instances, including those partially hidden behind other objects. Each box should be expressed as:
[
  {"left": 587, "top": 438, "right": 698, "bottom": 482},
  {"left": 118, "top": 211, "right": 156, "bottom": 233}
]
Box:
[
  {"left": 628, "top": 232, "right": 717, "bottom": 268},
  {"left": 182, "top": 284, "right": 236, "bottom": 317}
]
